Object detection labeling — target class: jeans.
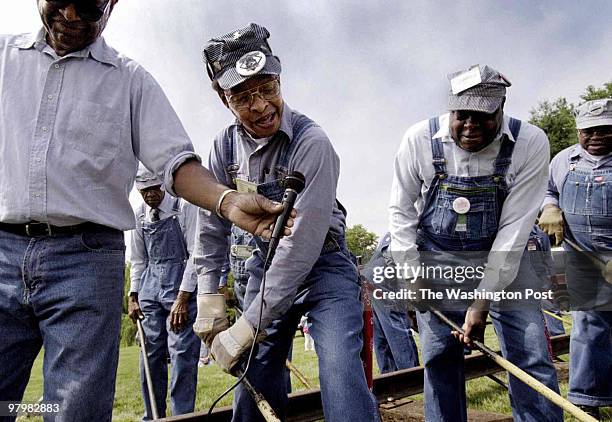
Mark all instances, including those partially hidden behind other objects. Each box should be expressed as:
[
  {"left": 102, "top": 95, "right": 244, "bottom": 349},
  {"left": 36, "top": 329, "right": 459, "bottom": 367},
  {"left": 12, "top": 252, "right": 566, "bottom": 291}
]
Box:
[
  {"left": 543, "top": 311, "right": 566, "bottom": 337},
  {"left": 233, "top": 246, "right": 379, "bottom": 422},
  {"left": 0, "top": 228, "right": 125, "bottom": 422},
  {"left": 568, "top": 310, "right": 612, "bottom": 406},
  {"left": 372, "top": 300, "right": 419, "bottom": 373},
  {"left": 138, "top": 289, "right": 199, "bottom": 420},
  {"left": 417, "top": 303, "right": 563, "bottom": 422}
]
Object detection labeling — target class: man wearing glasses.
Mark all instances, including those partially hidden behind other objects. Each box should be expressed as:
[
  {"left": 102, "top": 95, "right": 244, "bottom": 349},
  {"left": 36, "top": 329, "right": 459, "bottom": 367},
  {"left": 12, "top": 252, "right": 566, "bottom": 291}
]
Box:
[
  {"left": 388, "top": 65, "right": 562, "bottom": 421},
  {"left": 539, "top": 99, "right": 612, "bottom": 419},
  {"left": 0, "top": 3, "right": 289, "bottom": 420},
  {"left": 192, "top": 23, "right": 379, "bottom": 421}
]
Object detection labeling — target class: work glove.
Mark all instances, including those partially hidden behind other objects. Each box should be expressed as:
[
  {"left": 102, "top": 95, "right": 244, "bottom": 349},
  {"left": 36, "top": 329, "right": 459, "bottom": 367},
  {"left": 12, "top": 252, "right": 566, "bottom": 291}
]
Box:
[
  {"left": 604, "top": 260, "right": 612, "bottom": 284},
  {"left": 538, "top": 205, "right": 564, "bottom": 246},
  {"left": 192, "top": 294, "right": 229, "bottom": 346},
  {"left": 210, "top": 316, "right": 264, "bottom": 374}
]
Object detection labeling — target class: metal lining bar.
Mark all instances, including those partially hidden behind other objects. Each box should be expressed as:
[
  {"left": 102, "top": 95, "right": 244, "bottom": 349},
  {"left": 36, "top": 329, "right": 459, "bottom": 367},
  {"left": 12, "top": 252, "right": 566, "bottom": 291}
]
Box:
[{"left": 159, "top": 335, "right": 570, "bottom": 422}]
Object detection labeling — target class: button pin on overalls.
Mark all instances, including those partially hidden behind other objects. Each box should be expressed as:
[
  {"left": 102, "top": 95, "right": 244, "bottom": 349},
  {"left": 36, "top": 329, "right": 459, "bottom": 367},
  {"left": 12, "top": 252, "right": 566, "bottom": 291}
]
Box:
[
  {"left": 453, "top": 197, "right": 470, "bottom": 232},
  {"left": 452, "top": 197, "right": 471, "bottom": 214}
]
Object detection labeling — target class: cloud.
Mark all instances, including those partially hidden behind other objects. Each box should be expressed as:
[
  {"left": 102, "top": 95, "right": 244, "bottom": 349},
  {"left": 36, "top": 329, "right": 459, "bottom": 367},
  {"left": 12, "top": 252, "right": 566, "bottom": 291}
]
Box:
[{"left": 3, "top": 1, "right": 611, "bottom": 238}]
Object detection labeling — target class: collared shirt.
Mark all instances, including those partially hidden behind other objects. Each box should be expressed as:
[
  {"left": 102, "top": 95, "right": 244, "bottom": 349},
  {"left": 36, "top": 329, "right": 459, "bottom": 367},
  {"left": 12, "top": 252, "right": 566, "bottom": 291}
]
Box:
[
  {"left": 129, "top": 193, "right": 199, "bottom": 293},
  {"left": 193, "top": 103, "right": 345, "bottom": 329},
  {"left": 544, "top": 144, "right": 612, "bottom": 208},
  {"left": 389, "top": 113, "right": 550, "bottom": 291},
  {"left": 0, "top": 30, "right": 199, "bottom": 230}
]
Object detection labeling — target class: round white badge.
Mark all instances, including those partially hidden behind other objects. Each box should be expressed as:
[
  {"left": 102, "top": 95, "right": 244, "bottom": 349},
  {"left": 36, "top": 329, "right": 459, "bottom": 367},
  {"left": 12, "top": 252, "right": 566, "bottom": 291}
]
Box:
[
  {"left": 235, "top": 51, "right": 267, "bottom": 76},
  {"left": 452, "top": 197, "right": 471, "bottom": 214}
]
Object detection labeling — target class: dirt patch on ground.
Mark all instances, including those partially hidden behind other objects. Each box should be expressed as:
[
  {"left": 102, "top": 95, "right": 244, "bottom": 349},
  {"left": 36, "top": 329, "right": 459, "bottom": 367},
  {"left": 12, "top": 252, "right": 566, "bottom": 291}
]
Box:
[
  {"left": 379, "top": 398, "right": 513, "bottom": 422},
  {"left": 555, "top": 360, "right": 569, "bottom": 381}
]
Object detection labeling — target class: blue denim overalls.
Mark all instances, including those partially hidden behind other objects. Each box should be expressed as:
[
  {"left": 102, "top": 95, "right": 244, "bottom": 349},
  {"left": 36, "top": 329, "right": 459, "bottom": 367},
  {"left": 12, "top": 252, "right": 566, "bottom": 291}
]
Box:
[
  {"left": 559, "top": 148, "right": 612, "bottom": 407},
  {"left": 415, "top": 116, "right": 562, "bottom": 422},
  {"left": 220, "top": 114, "right": 379, "bottom": 422},
  {"left": 525, "top": 226, "right": 566, "bottom": 337},
  {"left": 138, "top": 199, "right": 200, "bottom": 420},
  {"left": 364, "top": 233, "right": 419, "bottom": 373},
  {"left": 229, "top": 225, "right": 254, "bottom": 311}
]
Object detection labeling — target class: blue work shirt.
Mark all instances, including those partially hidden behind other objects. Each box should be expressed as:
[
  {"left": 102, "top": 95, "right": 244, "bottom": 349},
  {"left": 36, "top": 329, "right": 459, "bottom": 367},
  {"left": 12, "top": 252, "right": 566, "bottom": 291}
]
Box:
[
  {"left": 544, "top": 144, "right": 612, "bottom": 209},
  {"left": 194, "top": 103, "right": 345, "bottom": 329},
  {"left": 0, "top": 29, "right": 198, "bottom": 230}
]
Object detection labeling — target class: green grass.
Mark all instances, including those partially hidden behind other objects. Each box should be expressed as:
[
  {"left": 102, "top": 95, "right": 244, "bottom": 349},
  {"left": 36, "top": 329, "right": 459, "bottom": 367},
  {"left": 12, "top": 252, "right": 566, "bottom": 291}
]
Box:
[
  {"left": 18, "top": 336, "right": 321, "bottom": 422},
  {"left": 17, "top": 324, "right": 612, "bottom": 421}
]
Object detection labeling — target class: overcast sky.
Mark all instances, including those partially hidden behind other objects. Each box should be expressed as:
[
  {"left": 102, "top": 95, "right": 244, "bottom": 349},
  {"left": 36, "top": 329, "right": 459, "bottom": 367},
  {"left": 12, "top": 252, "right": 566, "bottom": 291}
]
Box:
[{"left": 3, "top": 1, "right": 612, "bottom": 238}]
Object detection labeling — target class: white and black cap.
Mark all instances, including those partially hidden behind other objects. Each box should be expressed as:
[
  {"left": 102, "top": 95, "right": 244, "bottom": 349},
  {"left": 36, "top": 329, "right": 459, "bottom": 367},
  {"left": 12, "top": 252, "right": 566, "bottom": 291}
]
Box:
[
  {"left": 447, "top": 64, "right": 511, "bottom": 114},
  {"left": 575, "top": 99, "right": 612, "bottom": 129},
  {"left": 203, "top": 23, "right": 282, "bottom": 90}
]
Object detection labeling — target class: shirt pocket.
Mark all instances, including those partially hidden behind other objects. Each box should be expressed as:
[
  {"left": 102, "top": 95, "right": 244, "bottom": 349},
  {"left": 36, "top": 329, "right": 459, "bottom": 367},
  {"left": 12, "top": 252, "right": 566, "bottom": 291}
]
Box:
[{"left": 64, "top": 100, "right": 121, "bottom": 184}]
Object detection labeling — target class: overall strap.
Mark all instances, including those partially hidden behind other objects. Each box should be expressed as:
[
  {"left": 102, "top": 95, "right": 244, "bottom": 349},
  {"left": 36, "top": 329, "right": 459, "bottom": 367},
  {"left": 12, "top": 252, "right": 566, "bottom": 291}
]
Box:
[
  {"left": 277, "top": 113, "right": 318, "bottom": 171},
  {"left": 508, "top": 116, "right": 521, "bottom": 140},
  {"left": 172, "top": 197, "right": 181, "bottom": 212},
  {"left": 428, "top": 117, "right": 447, "bottom": 176},
  {"left": 568, "top": 145, "right": 581, "bottom": 165},
  {"left": 492, "top": 117, "right": 520, "bottom": 177},
  {"left": 221, "top": 126, "right": 239, "bottom": 188}
]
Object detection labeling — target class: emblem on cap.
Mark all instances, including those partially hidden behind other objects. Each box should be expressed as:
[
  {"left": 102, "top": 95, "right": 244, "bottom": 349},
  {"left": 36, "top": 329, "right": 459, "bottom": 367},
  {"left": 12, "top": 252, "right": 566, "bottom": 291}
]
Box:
[{"left": 236, "top": 51, "right": 266, "bottom": 76}]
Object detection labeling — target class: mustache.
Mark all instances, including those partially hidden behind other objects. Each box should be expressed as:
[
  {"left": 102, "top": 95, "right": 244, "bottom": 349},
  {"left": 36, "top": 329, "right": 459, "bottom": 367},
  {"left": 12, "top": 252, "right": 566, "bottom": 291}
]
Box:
[{"left": 51, "top": 19, "right": 89, "bottom": 30}]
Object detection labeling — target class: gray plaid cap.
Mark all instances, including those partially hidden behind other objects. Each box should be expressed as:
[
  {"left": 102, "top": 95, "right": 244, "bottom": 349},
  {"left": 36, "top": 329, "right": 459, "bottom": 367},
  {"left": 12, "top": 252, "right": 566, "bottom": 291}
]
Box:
[
  {"left": 575, "top": 99, "right": 612, "bottom": 129},
  {"left": 447, "top": 65, "right": 511, "bottom": 113},
  {"left": 203, "top": 23, "right": 282, "bottom": 90}
]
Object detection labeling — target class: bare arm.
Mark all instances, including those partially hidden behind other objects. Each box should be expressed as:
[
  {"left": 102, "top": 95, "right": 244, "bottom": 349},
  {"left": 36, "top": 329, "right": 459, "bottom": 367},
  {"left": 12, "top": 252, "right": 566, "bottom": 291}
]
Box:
[{"left": 173, "top": 159, "right": 229, "bottom": 211}]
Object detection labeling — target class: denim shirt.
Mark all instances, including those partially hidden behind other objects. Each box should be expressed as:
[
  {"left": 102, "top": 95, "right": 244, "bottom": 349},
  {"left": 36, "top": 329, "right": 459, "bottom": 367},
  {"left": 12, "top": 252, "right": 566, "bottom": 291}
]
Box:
[
  {"left": 194, "top": 103, "right": 345, "bottom": 328},
  {"left": 0, "top": 30, "right": 198, "bottom": 230}
]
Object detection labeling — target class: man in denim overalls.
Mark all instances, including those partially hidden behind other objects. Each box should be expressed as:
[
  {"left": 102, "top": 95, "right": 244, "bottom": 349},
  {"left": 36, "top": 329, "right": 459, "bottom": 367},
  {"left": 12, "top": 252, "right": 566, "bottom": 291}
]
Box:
[
  {"left": 389, "top": 65, "right": 562, "bottom": 421},
  {"left": 539, "top": 98, "right": 612, "bottom": 419},
  {"left": 192, "top": 24, "right": 379, "bottom": 421},
  {"left": 129, "top": 166, "right": 200, "bottom": 420},
  {"left": 361, "top": 233, "right": 419, "bottom": 373}
]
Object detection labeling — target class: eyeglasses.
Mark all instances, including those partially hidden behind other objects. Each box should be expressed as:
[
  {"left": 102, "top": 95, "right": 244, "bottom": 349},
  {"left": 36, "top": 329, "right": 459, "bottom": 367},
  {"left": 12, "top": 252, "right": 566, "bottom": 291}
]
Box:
[
  {"left": 579, "top": 126, "right": 612, "bottom": 137},
  {"left": 225, "top": 79, "right": 281, "bottom": 110},
  {"left": 452, "top": 109, "right": 498, "bottom": 123},
  {"left": 46, "top": 0, "right": 111, "bottom": 22}
]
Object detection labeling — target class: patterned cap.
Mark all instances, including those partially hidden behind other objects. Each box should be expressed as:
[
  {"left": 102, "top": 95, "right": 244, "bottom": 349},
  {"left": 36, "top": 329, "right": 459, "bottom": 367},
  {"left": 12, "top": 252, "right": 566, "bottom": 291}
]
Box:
[
  {"left": 203, "top": 23, "right": 282, "bottom": 90},
  {"left": 575, "top": 99, "right": 612, "bottom": 129},
  {"left": 135, "top": 164, "right": 162, "bottom": 190},
  {"left": 447, "top": 65, "right": 511, "bottom": 113}
]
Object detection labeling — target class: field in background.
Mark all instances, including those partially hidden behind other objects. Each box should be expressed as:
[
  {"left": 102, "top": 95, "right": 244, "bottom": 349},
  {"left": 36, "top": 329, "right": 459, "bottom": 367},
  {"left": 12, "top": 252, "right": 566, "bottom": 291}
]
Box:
[{"left": 17, "top": 321, "right": 612, "bottom": 421}]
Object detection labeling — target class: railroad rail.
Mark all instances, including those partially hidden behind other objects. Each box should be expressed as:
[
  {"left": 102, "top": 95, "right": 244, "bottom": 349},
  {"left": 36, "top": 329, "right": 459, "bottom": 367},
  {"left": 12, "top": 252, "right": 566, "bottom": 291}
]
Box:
[{"left": 161, "top": 335, "right": 569, "bottom": 422}]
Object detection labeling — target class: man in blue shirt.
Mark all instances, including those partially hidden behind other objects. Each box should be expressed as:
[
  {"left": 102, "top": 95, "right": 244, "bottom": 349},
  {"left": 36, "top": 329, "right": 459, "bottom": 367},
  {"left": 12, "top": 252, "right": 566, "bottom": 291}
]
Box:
[
  {"left": 0, "top": 3, "right": 289, "bottom": 420},
  {"left": 539, "top": 98, "right": 612, "bottom": 419},
  {"left": 193, "top": 23, "right": 379, "bottom": 422}
]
